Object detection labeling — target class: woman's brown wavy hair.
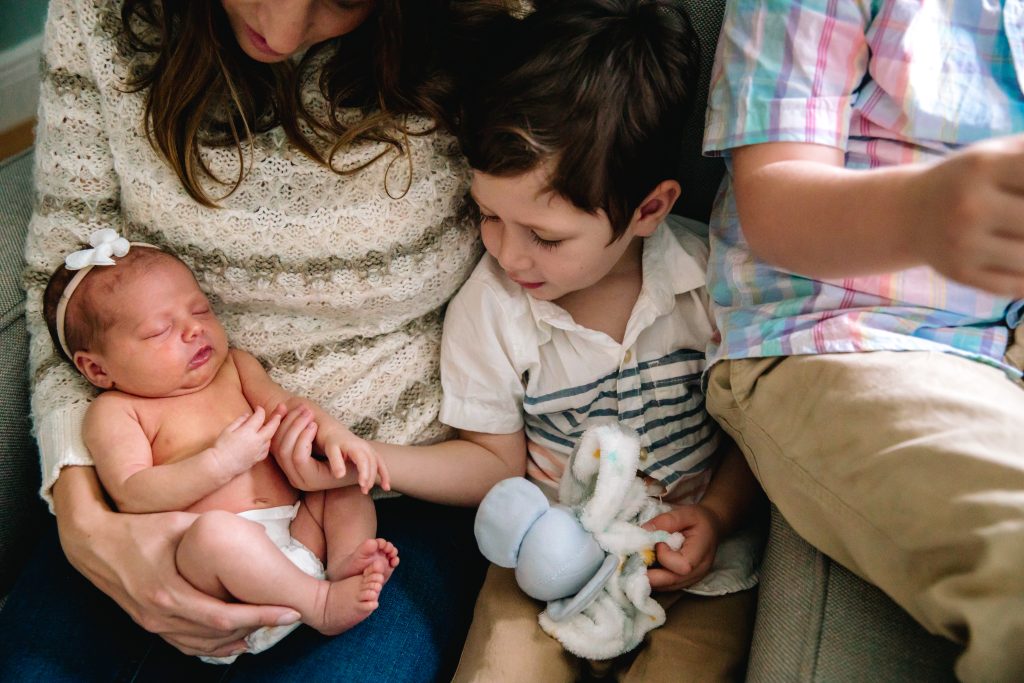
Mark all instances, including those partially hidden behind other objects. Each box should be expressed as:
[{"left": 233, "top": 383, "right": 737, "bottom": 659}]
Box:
[{"left": 120, "top": 0, "right": 477, "bottom": 205}]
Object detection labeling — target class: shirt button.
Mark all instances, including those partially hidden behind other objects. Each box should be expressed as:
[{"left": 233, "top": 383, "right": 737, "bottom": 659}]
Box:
[
  {"left": 640, "top": 448, "right": 649, "bottom": 461},
  {"left": 623, "top": 350, "right": 632, "bottom": 364}
]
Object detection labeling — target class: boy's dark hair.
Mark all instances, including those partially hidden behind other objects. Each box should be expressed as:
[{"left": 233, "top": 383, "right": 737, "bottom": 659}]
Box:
[
  {"left": 457, "top": 0, "right": 700, "bottom": 239},
  {"left": 43, "top": 247, "right": 180, "bottom": 364}
]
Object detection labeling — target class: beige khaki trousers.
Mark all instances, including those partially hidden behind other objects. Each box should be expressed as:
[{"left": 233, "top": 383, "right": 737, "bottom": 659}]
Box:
[
  {"left": 453, "top": 565, "right": 756, "bottom": 683},
  {"left": 706, "top": 342, "right": 1024, "bottom": 683}
]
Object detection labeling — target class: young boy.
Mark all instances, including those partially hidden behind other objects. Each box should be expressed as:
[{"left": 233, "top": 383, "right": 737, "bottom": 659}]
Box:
[
  {"left": 703, "top": 1, "right": 1024, "bottom": 681},
  {"left": 349, "top": 1, "right": 762, "bottom": 680},
  {"left": 42, "top": 237, "right": 398, "bottom": 663}
]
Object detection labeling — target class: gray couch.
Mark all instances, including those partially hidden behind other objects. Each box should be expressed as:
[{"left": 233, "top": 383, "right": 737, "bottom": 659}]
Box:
[
  {"left": 0, "top": 1, "right": 962, "bottom": 678},
  {"left": 0, "top": 148, "right": 46, "bottom": 604}
]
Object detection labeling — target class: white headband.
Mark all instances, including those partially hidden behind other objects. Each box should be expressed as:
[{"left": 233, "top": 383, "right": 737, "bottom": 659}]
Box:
[{"left": 56, "top": 229, "right": 159, "bottom": 359}]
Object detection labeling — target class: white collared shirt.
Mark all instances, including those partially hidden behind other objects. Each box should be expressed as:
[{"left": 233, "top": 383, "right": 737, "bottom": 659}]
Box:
[{"left": 440, "top": 216, "right": 719, "bottom": 503}]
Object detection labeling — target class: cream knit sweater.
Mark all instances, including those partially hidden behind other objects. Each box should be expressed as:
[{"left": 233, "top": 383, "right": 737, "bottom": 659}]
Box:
[{"left": 24, "top": 0, "right": 481, "bottom": 509}]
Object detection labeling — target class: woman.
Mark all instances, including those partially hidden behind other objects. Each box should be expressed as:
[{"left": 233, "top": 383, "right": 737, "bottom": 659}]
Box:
[{"left": 0, "top": 0, "right": 493, "bottom": 679}]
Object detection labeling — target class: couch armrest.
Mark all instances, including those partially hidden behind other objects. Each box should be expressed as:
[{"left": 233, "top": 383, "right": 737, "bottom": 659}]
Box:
[{"left": 0, "top": 149, "right": 45, "bottom": 598}]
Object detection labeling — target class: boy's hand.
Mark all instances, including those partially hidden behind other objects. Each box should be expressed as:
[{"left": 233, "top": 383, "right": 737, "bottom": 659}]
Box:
[
  {"left": 319, "top": 425, "right": 391, "bottom": 494},
  {"left": 643, "top": 503, "right": 722, "bottom": 591},
  {"left": 211, "top": 407, "right": 282, "bottom": 478},
  {"left": 913, "top": 133, "right": 1024, "bottom": 297}
]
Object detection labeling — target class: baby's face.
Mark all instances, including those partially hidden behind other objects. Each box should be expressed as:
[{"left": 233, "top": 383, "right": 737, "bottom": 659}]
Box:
[
  {"left": 470, "top": 167, "right": 643, "bottom": 303},
  {"left": 84, "top": 259, "right": 230, "bottom": 398}
]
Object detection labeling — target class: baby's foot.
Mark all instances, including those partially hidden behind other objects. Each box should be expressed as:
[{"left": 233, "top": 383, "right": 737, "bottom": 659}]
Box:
[
  {"left": 312, "top": 567, "right": 385, "bottom": 636},
  {"left": 334, "top": 538, "right": 400, "bottom": 584}
]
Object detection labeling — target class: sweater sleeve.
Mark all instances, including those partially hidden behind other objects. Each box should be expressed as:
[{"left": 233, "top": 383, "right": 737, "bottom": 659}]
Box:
[{"left": 23, "top": 0, "right": 124, "bottom": 512}]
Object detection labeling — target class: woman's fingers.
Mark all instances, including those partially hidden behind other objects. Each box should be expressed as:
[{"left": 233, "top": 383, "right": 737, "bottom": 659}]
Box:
[{"left": 158, "top": 596, "right": 301, "bottom": 655}]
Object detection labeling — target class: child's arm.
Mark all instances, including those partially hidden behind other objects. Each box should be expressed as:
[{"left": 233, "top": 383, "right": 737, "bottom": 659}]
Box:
[
  {"left": 369, "top": 429, "right": 528, "bottom": 507},
  {"left": 731, "top": 135, "right": 1024, "bottom": 297},
  {"left": 85, "top": 397, "right": 282, "bottom": 513},
  {"left": 231, "top": 349, "right": 387, "bottom": 493},
  {"left": 643, "top": 437, "right": 762, "bottom": 590}
]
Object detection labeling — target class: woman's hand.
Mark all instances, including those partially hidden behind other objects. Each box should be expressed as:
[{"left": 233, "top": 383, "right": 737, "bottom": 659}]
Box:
[
  {"left": 643, "top": 503, "right": 722, "bottom": 592},
  {"left": 53, "top": 467, "right": 301, "bottom": 658}
]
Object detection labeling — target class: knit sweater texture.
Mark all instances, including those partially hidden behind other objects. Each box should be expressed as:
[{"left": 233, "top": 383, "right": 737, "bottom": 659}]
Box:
[{"left": 24, "top": 0, "right": 481, "bottom": 509}]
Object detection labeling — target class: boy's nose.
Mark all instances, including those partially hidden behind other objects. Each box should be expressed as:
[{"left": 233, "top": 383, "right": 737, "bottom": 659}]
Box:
[{"left": 496, "top": 232, "right": 531, "bottom": 273}]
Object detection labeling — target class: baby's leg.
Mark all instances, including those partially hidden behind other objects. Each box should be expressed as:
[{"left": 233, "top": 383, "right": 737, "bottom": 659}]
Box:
[
  {"left": 177, "top": 510, "right": 382, "bottom": 635},
  {"left": 294, "top": 488, "right": 398, "bottom": 583}
]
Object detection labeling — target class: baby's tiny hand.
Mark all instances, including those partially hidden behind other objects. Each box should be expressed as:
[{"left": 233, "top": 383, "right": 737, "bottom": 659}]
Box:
[
  {"left": 643, "top": 503, "right": 721, "bottom": 591},
  {"left": 212, "top": 407, "right": 282, "bottom": 477}
]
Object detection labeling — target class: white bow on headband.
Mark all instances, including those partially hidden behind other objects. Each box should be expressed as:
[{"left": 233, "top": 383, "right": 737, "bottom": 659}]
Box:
[{"left": 64, "top": 228, "right": 131, "bottom": 270}]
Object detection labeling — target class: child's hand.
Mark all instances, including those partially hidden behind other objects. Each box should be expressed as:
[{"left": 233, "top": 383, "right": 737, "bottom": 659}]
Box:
[
  {"left": 643, "top": 503, "right": 722, "bottom": 591},
  {"left": 212, "top": 406, "right": 282, "bottom": 477},
  {"left": 319, "top": 426, "right": 391, "bottom": 494},
  {"left": 913, "top": 133, "right": 1024, "bottom": 297}
]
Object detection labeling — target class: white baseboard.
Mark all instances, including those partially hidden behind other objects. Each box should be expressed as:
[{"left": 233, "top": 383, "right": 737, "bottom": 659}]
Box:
[{"left": 0, "top": 35, "right": 43, "bottom": 133}]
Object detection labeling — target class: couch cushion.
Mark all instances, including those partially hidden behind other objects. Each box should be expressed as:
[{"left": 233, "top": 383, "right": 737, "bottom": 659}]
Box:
[
  {"left": 0, "top": 149, "right": 44, "bottom": 596},
  {"left": 747, "top": 507, "right": 960, "bottom": 681}
]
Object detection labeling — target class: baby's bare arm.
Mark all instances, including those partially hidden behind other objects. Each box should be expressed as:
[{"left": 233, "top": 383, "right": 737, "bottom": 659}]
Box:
[{"left": 85, "top": 394, "right": 280, "bottom": 513}]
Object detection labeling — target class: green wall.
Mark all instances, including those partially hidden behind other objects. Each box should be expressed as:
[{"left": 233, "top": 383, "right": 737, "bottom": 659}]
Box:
[{"left": 0, "top": 1, "right": 48, "bottom": 52}]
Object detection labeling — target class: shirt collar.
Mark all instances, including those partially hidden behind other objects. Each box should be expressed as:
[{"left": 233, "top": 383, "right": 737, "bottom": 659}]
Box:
[{"left": 641, "top": 218, "right": 706, "bottom": 314}]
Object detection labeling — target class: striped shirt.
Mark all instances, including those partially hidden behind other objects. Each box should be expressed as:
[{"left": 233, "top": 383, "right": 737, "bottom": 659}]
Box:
[
  {"left": 703, "top": 0, "right": 1024, "bottom": 373},
  {"left": 439, "top": 217, "right": 721, "bottom": 503}
]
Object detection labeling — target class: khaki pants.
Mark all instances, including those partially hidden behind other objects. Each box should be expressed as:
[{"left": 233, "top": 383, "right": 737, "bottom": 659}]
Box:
[
  {"left": 706, "top": 343, "right": 1024, "bottom": 683},
  {"left": 453, "top": 565, "right": 756, "bottom": 683}
]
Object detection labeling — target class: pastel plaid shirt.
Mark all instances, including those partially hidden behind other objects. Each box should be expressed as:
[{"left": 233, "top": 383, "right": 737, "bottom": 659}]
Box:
[{"left": 703, "top": 0, "right": 1024, "bottom": 374}]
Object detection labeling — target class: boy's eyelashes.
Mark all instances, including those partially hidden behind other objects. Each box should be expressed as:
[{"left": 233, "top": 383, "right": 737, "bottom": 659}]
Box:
[
  {"left": 480, "top": 213, "right": 563, "bottom": 249},
  {"left": 473, "top": 202, "right": 564, "bottom": 249},
  {"left": 529, "top": 232, "right": 562, "bottom": 250}
]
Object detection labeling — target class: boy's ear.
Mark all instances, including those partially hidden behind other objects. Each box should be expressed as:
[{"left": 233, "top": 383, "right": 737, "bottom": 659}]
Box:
[
  {"left": 73, "top": 351, "right": 113, "bottom": 389},
  {"left": 632, "top": 180, "right": 681, "bottom": 237}
]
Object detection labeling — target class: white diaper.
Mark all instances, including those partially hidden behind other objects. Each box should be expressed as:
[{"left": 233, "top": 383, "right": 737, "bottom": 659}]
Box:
[{"left": 200, "top": 502, "right": 326, "bottom": 665}]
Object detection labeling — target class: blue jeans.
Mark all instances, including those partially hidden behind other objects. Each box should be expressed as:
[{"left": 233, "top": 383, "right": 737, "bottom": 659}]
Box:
[{"left": 0, "top": 496, "right": 487, "bottom": 682}]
